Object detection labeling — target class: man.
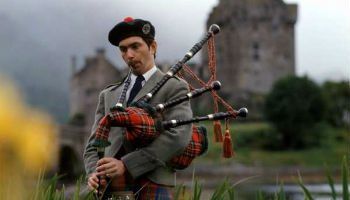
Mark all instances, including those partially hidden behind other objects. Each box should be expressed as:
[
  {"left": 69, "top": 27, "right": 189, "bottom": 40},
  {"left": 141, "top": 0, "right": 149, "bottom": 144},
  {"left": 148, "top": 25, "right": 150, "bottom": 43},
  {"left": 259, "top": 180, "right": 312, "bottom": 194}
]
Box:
[{"left": 83, "top": 17, "right": 192, "bottom": 199}]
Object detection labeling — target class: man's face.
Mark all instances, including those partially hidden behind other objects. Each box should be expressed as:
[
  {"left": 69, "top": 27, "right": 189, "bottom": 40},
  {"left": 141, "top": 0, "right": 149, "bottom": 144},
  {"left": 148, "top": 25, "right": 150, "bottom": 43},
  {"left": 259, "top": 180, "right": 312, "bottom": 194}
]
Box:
[{"left": 119, "top": 36, "right": 157, "bottom": 75}]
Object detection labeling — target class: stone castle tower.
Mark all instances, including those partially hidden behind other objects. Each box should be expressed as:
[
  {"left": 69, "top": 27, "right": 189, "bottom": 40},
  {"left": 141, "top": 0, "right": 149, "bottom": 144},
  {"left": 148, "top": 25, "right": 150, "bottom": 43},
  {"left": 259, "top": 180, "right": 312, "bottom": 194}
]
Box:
[
  {"left": 70, "top": 48, "right": 123, "bottom": 128},
  {"left": 202, "top": 0, "right": 297, "bottom": 114},
  {"left": 56, "top": 49, "right": 124, "bottom": 178}
]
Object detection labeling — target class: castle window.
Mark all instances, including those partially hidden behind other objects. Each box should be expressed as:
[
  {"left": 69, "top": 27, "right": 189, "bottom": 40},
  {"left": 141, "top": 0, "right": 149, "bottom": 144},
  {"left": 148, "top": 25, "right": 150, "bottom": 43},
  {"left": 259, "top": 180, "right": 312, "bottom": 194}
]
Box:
[
  {"left": 252, "top": 42, "right": 260, "bottom": 61},
  {"left": 263, "top": 4, "right": 270, "bottom": 15},
  {"left": 253, "top": 42, "right": 259, "bottom": 49}
]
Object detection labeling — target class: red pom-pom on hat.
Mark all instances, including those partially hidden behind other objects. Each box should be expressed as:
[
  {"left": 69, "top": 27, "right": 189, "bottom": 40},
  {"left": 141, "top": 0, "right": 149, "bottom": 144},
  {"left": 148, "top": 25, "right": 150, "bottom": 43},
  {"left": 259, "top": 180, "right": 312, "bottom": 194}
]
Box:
[{"left": 123, "top": 17, "right": 134, "bottom": 22}]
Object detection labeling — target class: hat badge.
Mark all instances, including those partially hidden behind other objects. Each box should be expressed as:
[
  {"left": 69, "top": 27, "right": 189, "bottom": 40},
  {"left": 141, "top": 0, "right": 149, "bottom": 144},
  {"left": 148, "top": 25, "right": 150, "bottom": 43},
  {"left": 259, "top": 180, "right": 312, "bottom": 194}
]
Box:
[{"left": 142, "top": 23, "right": 151, "bottom": 35}]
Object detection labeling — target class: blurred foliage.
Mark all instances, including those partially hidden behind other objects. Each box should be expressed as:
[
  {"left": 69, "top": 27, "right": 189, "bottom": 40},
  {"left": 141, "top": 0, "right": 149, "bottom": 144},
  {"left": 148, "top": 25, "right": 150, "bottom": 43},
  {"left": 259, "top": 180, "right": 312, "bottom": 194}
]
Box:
[
  {"left": 197, "top": 121, "right": 348, "bottom": 167},
  {"left": 264, "top": 75, "right": 327, "bottom": 149},
  {"left": 0, "top": 75, "right": 58, "bottom": 199},
  {"left": 234, "top": 122, "right": 334, "bottom": 151},
  {"left": 322, "top": 80, "right": 350, "bottom": 128}
]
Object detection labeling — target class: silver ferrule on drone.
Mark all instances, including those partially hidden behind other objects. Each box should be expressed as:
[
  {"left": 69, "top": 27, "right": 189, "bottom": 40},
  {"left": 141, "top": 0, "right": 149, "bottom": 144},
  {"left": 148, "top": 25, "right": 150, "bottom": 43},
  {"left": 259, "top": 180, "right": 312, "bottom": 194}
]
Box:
[
  {"left": 186, "top": 51, "right": 194, "bottom": 58},
  {"left": 171, "top": 120, "right": 177, "bottom": 126},
  {"left": 186, "top": 92, "right": 193, "bottom": 98},
  {"left": 115, "top": 103, "right": 123, "bottom": 108},
  {"left": 156, "top": 104, "right": 165, "bottom": 111}
]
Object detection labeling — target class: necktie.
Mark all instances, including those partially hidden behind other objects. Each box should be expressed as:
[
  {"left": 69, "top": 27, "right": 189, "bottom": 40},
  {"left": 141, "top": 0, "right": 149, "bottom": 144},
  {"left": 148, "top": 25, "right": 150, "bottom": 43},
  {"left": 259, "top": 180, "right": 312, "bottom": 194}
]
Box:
[{"left": 127, "top": 75, "right": 145, "bottom": 106}]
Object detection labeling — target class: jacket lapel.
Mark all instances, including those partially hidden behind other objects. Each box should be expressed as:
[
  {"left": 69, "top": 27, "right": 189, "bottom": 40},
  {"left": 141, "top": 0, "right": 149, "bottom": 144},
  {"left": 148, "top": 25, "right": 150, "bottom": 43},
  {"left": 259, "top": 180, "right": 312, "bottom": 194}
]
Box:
[
  {"left": 132, "top": 69, "right": 164, "bottom": 103},
  {"left": 106, "top": 84, "right": 124, "bottom": 111}
]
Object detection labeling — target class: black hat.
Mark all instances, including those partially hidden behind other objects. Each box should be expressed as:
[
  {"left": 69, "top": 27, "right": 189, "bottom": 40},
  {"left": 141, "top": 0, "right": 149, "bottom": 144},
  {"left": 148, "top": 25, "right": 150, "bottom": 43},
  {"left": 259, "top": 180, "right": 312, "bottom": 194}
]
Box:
[{"left": 108, "top": 17, "right": 155, "bottom": 46}]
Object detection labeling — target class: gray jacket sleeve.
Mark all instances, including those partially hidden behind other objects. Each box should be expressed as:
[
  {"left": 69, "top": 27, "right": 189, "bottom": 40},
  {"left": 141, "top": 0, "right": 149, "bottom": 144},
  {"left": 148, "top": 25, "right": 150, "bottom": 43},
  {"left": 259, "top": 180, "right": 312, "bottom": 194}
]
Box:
[
  {"left": 121, "top": 79, "right": 192, "bottom": 179},
  {"left": 83, "top": 91, "right": 105, "bottom": 175}
]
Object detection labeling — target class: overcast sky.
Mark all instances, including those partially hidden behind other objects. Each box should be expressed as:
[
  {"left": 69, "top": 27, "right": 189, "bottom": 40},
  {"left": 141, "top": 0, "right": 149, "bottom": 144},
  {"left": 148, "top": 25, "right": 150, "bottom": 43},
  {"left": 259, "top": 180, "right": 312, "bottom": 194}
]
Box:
[
  {"left": 285, "top": 0, "right": 350, "bottom": 82},
  {"left": 0, "top": 0, "right": 349, "bottom": 84}
]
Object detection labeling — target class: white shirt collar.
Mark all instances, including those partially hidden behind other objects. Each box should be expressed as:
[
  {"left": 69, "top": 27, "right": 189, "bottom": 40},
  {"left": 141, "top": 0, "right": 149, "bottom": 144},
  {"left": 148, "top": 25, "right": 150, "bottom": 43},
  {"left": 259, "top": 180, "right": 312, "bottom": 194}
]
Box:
[
  {"left": 141, "top": 65, "right": 157, "bottom": 82},
  {"left": 130, "top": 65, "right": 157, "bottom": 85}
]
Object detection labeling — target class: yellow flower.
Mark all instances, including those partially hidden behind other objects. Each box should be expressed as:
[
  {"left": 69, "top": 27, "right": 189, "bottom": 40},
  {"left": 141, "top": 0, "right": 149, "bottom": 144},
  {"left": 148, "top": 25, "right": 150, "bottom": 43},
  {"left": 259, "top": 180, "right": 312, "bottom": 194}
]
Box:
[
  {"left": 17, "top": 111, "right": 58, "bottom": 174},
  {"left": 0, "top": 74, "right": 58, "bottom": 192},
  {"left": 0, "top": 77, "right": 24, "bottom": 137},
  {"left": 0, "top": 76, "right": 24, "bottom": 176}
]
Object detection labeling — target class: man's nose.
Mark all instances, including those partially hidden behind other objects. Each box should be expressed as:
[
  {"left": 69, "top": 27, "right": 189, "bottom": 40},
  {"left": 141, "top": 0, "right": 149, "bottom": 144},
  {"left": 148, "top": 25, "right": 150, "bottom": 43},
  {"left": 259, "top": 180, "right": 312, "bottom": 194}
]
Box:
[{"left": 125, "top": 49, "right": 135, "bottom": 60}]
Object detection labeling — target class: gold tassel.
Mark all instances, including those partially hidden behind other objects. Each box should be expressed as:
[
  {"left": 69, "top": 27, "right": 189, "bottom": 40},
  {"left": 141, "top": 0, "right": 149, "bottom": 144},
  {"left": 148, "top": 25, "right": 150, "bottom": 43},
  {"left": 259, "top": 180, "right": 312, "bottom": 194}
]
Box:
[
  {"left": 213, "top": 120, "right": 223, "bottom": 142},
  {"left": 223, "top": 129, "right": 235, "bottom": 158}
]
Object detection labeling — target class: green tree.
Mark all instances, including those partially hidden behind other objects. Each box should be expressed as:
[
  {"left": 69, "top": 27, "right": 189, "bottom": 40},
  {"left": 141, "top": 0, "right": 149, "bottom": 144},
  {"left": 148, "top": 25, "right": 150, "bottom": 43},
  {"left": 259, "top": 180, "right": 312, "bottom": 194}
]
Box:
[
  {"left": 322, "top": 80, "right": 350, "bottom": 128},
  {"left": 264, "top": 76, "right": 327, "bottom": 149}
]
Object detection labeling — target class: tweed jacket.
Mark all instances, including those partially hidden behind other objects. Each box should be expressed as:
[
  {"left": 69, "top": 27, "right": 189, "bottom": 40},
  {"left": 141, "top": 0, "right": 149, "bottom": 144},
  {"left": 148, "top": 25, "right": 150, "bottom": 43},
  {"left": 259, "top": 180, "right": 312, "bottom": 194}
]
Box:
[{"left": 83, "top": 69, "right": 193, "bottom": 186}]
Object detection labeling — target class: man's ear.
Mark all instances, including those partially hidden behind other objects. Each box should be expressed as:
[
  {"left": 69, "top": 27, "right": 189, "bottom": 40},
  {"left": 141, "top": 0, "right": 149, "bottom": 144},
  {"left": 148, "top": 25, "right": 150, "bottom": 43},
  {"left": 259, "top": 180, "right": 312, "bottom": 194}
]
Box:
[{"left": 150, "top": 41, "right": 157, "bottom": 56}]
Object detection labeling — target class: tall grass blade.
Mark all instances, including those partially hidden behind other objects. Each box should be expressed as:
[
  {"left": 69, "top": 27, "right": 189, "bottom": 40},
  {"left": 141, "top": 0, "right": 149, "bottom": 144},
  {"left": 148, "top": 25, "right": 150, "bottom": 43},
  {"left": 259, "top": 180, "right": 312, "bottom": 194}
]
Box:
[
  {"left": 325, "top": 164, "right": 337, "bottom": 200},
  {"left": 211, "top": 179, "right": 228, "bottom": 200},
  {"left": 174, "top": 184, "right": 185, "bottom": 200},
  {"left": 231, "top": 175, "right": 260, "bottom": 188},
  {"left": 82, "top": 190, "right": 96, "bottom": 200},
  {"left": 191, "top": 166, "right": 196, "bottom": 191},
  {"left": 273, "top": 190, "right": 278, "bottom": 200},
  {"left": 342, "top": 156, "right": 349, "bottom": 200},
  {"left": 227, "top": 187, "right": 235, "bottom": 200},
  {"left": 297, "top": 172, "right": 314, "bottom": 200},
  {"left": 256, "top": 190, "right": 264, "bottom": 200},
  {"left": 192, "top": 179, "right": 202, "bottom": 200},
  {"left": 277, "top": 183, "right": 286, "bottom": 200},
  {"left": 59, "top": 185, "right": 65, "bottom": 200},
  {"left": 32, "top": 171, "right": 45, "bottom": 200},
  {"left": 73, "top": 176, "right": 82, "bottom": 200}
]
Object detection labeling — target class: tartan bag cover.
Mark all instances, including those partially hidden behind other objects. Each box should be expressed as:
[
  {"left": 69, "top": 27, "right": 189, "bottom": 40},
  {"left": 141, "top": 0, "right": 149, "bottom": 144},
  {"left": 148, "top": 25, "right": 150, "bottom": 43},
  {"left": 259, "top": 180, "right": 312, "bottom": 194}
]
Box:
[
  {"left": 110, "top": 107, "right": 158, "bottom": 146},
  {"left": 94, "top": 107, "right": 208, "bottom": 169},
  {"left": 168, "top": 125, "right": 208, "bottom": 169}
]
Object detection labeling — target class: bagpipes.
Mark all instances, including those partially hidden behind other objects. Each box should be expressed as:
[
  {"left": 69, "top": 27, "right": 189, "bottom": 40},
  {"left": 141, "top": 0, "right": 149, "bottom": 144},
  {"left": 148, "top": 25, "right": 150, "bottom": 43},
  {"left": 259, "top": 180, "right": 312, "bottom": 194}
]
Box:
[{"left": 91, "top": 24, "right": 248, "bottom": 195}]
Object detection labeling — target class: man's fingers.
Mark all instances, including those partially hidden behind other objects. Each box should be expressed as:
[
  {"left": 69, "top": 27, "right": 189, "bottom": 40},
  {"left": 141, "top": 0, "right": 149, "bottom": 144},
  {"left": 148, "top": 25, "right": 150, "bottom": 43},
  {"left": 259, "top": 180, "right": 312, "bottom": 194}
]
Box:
[
  {"left": 105, "top": 167, "right": 117, "bottom": 174},
  {"left": 88, "top": 178, "right": 99, "bottom": 190},
  {"left": 97, "top": 157, "right": 113, "bottom": 166},
  {"left": 91, "top": 175, "right": 99, "bottom": 183},
  {"left": 87, "top": 182, "right": 95, "bottom": 190},
  {"left": 95, "top": 165, "right": 105, "bottom": 172},
  {"left": 96, "top": 162, "right": 114, "bottom": 172},
  {"left": 87, "top": 183, "right": 98, "bottom": 194},
  {"left": 96, "top": 168, "right": 121, "bottom": 178},
  {"left": 95, "top": 158, "right": 125, "bottom": 178},
  {"left": 96, "top": 171, "right": 110, "bottom": 177}
]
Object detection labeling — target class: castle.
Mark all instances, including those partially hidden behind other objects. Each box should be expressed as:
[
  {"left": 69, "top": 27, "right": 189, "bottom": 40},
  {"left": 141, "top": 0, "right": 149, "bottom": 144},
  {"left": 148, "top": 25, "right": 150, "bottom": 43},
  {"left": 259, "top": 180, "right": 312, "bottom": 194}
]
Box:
[{"left": 202, "top": 0, "right": 297, "bottom": 116}]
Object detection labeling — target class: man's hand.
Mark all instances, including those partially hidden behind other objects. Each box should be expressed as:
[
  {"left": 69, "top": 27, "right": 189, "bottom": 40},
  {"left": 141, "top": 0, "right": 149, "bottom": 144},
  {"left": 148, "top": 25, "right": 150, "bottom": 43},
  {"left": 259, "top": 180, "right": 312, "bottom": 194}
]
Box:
[
  {"left": 96, "top": 157, "right": 126, "bottom": 178},
  {"left": 87, "top": 172, "right": 107, "bottom": 192}
]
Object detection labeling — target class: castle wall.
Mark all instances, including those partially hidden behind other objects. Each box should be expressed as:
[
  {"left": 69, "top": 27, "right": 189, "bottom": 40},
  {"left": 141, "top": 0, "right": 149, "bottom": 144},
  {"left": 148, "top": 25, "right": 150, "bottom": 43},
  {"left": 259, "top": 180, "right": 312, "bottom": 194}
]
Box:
[
  {"left": 203, "top": 0, "right": 297, "bottom": 104},
  {"left": 70, "top": 49, "right": 123, "bottom": 128}
]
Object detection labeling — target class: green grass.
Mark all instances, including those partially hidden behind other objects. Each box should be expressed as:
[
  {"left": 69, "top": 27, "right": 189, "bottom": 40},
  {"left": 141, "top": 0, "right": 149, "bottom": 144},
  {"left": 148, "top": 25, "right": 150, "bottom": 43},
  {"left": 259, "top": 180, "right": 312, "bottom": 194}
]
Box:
[
  {"left": 196, "top": 121, "right": 349, "bottom": 167},
  {"left": 21, "top": 155, "right": 349, "bottom": 200}
]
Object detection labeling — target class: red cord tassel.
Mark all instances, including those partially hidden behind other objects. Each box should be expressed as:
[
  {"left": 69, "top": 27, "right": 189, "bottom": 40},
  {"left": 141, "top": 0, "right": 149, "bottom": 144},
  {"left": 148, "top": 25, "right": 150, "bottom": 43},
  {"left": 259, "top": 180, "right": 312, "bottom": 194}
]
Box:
[
  {"left": 213, "top": 120, "right": 223, "bottom": 142},
  {"left": 223, "top": 129, "right": 235, "bottom": 158}
]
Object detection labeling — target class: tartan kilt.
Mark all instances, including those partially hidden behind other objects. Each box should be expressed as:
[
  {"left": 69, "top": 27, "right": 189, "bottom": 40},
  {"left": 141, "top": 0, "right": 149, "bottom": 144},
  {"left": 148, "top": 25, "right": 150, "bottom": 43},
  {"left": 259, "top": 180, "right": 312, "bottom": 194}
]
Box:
[
  {"left": 135, "top": 178, "right": 174, "bottom": 200},
  {"left": 94, "top": 107, "right": 208, "bottom": 169},
  {"left": 106, "top": 175, "right": 173, "bottom": 200}
]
